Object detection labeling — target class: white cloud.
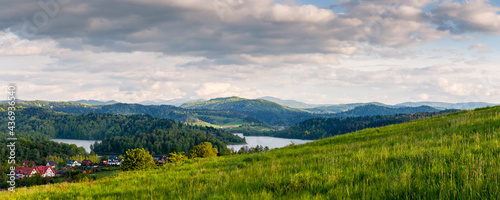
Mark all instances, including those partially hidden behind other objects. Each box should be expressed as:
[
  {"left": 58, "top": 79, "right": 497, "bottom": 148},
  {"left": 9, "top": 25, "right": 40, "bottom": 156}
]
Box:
[{"left": 468, "top": 43, "right": 491, "bottom": 53}]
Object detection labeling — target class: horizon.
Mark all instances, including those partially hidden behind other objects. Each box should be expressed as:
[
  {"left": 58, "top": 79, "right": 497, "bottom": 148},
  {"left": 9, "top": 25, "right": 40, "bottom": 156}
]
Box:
[
  {"left": 11, "top": 96, "right": 500, "bottom": 107},
  {"left": 1, "top": 0, "right": 499, "bottom": 104}
]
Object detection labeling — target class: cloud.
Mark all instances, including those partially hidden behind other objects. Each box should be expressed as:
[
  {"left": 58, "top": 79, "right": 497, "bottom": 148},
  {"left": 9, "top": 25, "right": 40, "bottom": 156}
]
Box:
[
  {"left": 432, "top": 0, "right": 500, "bottom": 34},
  {"left": 0, "top": 0, "right": 467, "bottom": 61},
  {"left": 195, "top": 82, "right": 240, "bottom": 98},
  {"left": 468, "top": 43, "right": 491, "bottom": 53}
]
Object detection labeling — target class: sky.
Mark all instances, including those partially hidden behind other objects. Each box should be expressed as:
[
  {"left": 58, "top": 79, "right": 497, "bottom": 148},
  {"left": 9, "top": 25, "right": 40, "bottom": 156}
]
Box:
[{"left": 0, "top": 0, "right": 499, "bottom": 105}]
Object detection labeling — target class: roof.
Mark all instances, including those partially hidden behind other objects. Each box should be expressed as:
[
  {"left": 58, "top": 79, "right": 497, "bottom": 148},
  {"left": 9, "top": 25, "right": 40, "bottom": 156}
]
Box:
[
  {"left": 47, "top": 161, "right": 58, "bottom": 166},
  {"left": 15, "top": 167, "right": 36, "bottom": 175},
  {"left": 36, "top": 166, "right": 55, "bottom": 175},
  {"left": 22, "top": 161, "right": 36, "bottom": 166}
]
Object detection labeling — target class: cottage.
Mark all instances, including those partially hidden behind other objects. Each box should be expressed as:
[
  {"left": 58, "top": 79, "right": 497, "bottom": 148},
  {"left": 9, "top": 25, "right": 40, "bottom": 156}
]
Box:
[
  {"left": 46, "top": 161, "right": 58, "bottom": 168},
  {"left": 81, "top": 159, "right": 92, "bottom": 166},
  {"left": 22, "top": 161, "right": 36, "bottom": 166},
  {"left": 158, "top": 155, "right": 167, "bottom": 165},
  {"left": 35, "top": 166, "right": 56, "bottom": 177},
  {"left": 107, "top": 157, "right": 121, "bottom": 166},
  {"left": 88, "top": 163, "right": 99, "bottom": 168},
  {"left": 15, "top": 167, "right": 37, "bottom": 179},
  {"left": 66, "top": 160, "right": 81, "bottom": 167}
]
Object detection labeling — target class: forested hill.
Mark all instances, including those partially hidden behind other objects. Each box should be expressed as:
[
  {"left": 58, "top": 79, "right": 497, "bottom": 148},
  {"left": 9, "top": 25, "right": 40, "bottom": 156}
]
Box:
[
  {"left": 6, "top": 107, "right": 500, "bottom": 199},
  {"left": 325, "top": 104, "right": 440, "bottom": 118},
  {"left": 181, "top": 97, "right": 313, "bottom": 126},
  {"left": 8, "top": 100, "right": 263, "bottom": 126},
  {"left": 0, "top": 106, "right": 245, "bottom": 147},
  {"left": 271, "top": 109, "right": 459, "bottom": 140}
]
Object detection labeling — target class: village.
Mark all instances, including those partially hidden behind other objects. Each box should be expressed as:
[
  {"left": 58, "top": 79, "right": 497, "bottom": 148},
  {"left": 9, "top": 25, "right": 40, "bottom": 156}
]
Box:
[{"left": 13, "top": 156, "right": 125, "bottom": 179}]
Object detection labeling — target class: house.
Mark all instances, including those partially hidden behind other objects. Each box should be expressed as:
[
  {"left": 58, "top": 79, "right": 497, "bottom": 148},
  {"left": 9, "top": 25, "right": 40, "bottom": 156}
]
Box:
[
  {"left": 15, "top": 167, "right": 37, "bottom": 179},
  {"left": 22, "top": 161, "right": 36, "bottom": 166},
  {"left": 46, "top": 161, "right": 58, "bottom": 168},
  {"left": 158, "top": 155, "right": 167, "bottom": 165},
  {"left": 66, "top": 160, "right": 81, "bottom": 167},
  {"left": 81, "top": 159, "right": 92, "bottom": 166},
  {"left": 88, "top": 163, "right": 99, "bottom": 168},
  {"left": 35, "top": 166, "right": 56, "bottom": 177},
  {"left": 107, "top": 157, "right": 121, "bottom": 166}
]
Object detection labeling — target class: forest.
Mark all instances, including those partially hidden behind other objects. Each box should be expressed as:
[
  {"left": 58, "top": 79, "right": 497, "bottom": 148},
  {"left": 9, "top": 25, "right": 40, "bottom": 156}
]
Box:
[
  {"left": 0, "top": 106, "right": 245, "bottom": 145},
  {"left": 92, "top": 129, "right": 232, "bottom": 155},
  {"left": 251, "top": 110, "right": 458, "bottom": 139}
]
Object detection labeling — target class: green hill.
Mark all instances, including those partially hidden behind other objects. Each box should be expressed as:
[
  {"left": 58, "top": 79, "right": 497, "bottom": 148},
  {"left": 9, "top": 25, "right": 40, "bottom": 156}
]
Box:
[
  {"left": 325, "top": 104, "right": 440, "bottom": 118},
  {"left": 0, "top": 106, "right": 245, "bottom": 155},
  {"left": 306, "top": 102, "right": 389, "bottom": 113},
  {"left": 5, "top": 100, "right": 263, "bottom": 128},
  {"left": 181, "top": 97, "right": 314, "bottom": 126},
  {"left": 4, "top": 106, "right": 500, "bottom": 199}
]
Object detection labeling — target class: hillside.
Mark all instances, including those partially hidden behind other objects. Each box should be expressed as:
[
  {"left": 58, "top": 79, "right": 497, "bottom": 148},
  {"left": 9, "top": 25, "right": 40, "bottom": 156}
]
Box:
[
  {"left": 4, "top": 106, "right": 500, "bottom": 199},
  {"left": 395, "top": 101, "right": 497, "bottom": 110},
  {"left": 6, "top": 101, "right": 263, "bottom": 128},
  {"left": 257, "top": 96, "right": 320, "bottom": 109},
  {"left": 305, "top": 102, "right": 388, "bottom": 113},
  {"left": 0, "top": 106, "right": 245, "bottom": 154},
  {"left": 325, "top": 104, "right": 440, "bottom": 118},
  {"left": 272, "top": 110, "right": 458, "bottom": 139},
  {"left": 181, "top": 97, "right": 314, "bottom": 126}
]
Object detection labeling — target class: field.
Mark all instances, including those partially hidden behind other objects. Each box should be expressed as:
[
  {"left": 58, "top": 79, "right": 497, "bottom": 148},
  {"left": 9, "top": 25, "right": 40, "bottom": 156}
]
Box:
[{"left": 2, "top": 106, "right": 500, "bottom": 199}]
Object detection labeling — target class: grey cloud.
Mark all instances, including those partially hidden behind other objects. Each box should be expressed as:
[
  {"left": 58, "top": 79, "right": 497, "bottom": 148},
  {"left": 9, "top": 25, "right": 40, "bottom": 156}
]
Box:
[
  {"left": 0, "top": 0, "right": 469, "bottom": 63},
  {"left": 431, "top": 0, "right": 500, "bottom": 34}
]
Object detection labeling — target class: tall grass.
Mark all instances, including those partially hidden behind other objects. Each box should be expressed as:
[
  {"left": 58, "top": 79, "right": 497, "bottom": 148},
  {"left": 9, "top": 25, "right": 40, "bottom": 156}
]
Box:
[{"left": 2, "top": 107, "right": 500, "bottom": 199}]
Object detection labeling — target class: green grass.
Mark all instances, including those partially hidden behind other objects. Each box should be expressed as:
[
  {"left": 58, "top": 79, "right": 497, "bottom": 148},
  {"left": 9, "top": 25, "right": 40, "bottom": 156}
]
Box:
[{"left": 3, "top": 106, "right": 500, "bottom": 199}]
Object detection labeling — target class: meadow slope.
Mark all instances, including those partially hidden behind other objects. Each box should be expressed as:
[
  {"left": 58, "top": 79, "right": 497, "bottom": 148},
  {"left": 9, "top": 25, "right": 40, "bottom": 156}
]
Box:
[{"left": 2, "top": 106, "right": 500, "bottom": 199}]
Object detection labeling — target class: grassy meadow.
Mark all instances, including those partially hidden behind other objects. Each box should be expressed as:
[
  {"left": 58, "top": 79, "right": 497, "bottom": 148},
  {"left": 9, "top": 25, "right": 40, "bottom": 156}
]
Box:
[{"left": 2, "top": 106, "right": 500, "bottom": 199}]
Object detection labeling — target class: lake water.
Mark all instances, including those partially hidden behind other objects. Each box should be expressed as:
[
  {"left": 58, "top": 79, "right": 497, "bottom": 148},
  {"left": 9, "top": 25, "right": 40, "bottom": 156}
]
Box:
[
  {"left": 50, "top": 134, "right": 312, "bottom": 154},
  {"left": 50, "top": 139, "right": 101, "bottom": 153},
  {"left": 227, "top": 133, "right": 313, "bottom": 150}
]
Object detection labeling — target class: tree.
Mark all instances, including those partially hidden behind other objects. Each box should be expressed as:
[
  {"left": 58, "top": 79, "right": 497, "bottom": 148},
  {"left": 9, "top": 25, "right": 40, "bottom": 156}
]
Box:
[
  {"left": 168, "top": 152, "right": 187, "bottom": 163},
  {"left": 188, "top": 142, "right": 218, "bottom": 159},
  {"left": 121, "top": 148, "right": 155, "bottom": 171},
  {"left": 101, "top": 155, "right": 109, "bottom": 163}
]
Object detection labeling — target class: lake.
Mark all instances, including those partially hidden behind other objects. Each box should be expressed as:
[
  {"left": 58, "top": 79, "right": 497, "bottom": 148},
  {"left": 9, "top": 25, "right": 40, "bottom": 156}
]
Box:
[
  {"left": 227, "top": 133, "right": 313, "bottom": 150},
  {"left": 50, "top": 139, "right": 101, "bottom": 153},
  {"left": 50, "top": 134, "right": 312, "bottom": 154}
]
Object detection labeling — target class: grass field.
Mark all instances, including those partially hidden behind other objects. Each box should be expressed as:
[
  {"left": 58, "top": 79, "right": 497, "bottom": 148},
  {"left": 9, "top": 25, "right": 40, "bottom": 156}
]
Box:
[{"left": 2, "top": 106, "right": 500, "bottom": 199}]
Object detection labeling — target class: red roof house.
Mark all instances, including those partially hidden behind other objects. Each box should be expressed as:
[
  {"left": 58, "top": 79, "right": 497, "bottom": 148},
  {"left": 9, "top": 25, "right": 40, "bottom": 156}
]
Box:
[
  {"left": 22, "top": 161, "right": 36, "bottom": 166},
  {"left": 15, "top": 167, "right": 37, "bottom": 178},
  {"left": 82, "top": 159, "right": 92, "bottom": 166},
  {"left": 35, "top": 166, "right": 56, "bottom": 177}
]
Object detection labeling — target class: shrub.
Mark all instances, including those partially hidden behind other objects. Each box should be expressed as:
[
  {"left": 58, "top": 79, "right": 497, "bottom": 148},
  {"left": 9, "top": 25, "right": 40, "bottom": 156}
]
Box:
[{"left": 121, "top": 148, "right": 155, "bottom": 171}]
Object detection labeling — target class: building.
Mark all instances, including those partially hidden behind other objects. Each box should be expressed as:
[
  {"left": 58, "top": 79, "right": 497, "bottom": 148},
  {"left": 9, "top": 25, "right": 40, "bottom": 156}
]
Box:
[
  {"left": 22, "top": 161, "right": 36, "bottom": 166},
  {"left": 107, "top": 157, "right": 121, "bottom": 166},
  {"left": 46, "top": 161, "right": 58, "bottom": 168},
  {"left": 14, "top": 167, "right": 37, "bottom": 179},
  {"left": 81, "top": 159, "right": 92, "bottom": 166},
  {"left": 66, "top": 160, "right": 81, "bottom": 167},
  {"left": 35, "top": 166, "right": 56, "bottom": 177}
]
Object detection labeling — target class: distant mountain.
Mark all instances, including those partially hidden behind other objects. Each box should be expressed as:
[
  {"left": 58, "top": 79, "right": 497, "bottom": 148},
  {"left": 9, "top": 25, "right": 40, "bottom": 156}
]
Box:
[
  {"left": 181, "top": 96, "right": 314, "bottom": 126},
  {"left": 10, "top": 100, "right": 263, "bottom": 127},
  {"left": 394, "top": 102, "right": 497, "bottom": 110},
  {"left": 326, "top": 104, "right": 441, "bottom": 118},
  {"left": 71, "top": 100, "right": 119, "bottom": 105},
  {"left": 272, "top": 109, "right": 458, "bottom": 140},
  {"left": 140, "top": 98, "right": 205, "bottom": 106},
  {"left": 306, "top": 102, "right": 388, "bottom": 114},
  {"left": 257, "top": 96, "right": 321, "bottom": 109}
]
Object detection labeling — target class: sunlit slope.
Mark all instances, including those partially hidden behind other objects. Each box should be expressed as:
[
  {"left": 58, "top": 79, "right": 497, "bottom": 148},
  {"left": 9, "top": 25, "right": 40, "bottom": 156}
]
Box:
[{"left": 4, "top": 106, "right": 500, "bottom": 199}]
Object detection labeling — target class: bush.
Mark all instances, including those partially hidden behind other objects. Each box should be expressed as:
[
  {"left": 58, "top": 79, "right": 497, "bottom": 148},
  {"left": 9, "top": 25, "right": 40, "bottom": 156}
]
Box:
[
  {"left": 188, "top": 142, "right": 218, "bottom": 159},
  {"left": 168, "top": 152, "right": 187, "bottom": 163},
  {"left": 121, "top": 148, "right": 155, "bottom": 171}
]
